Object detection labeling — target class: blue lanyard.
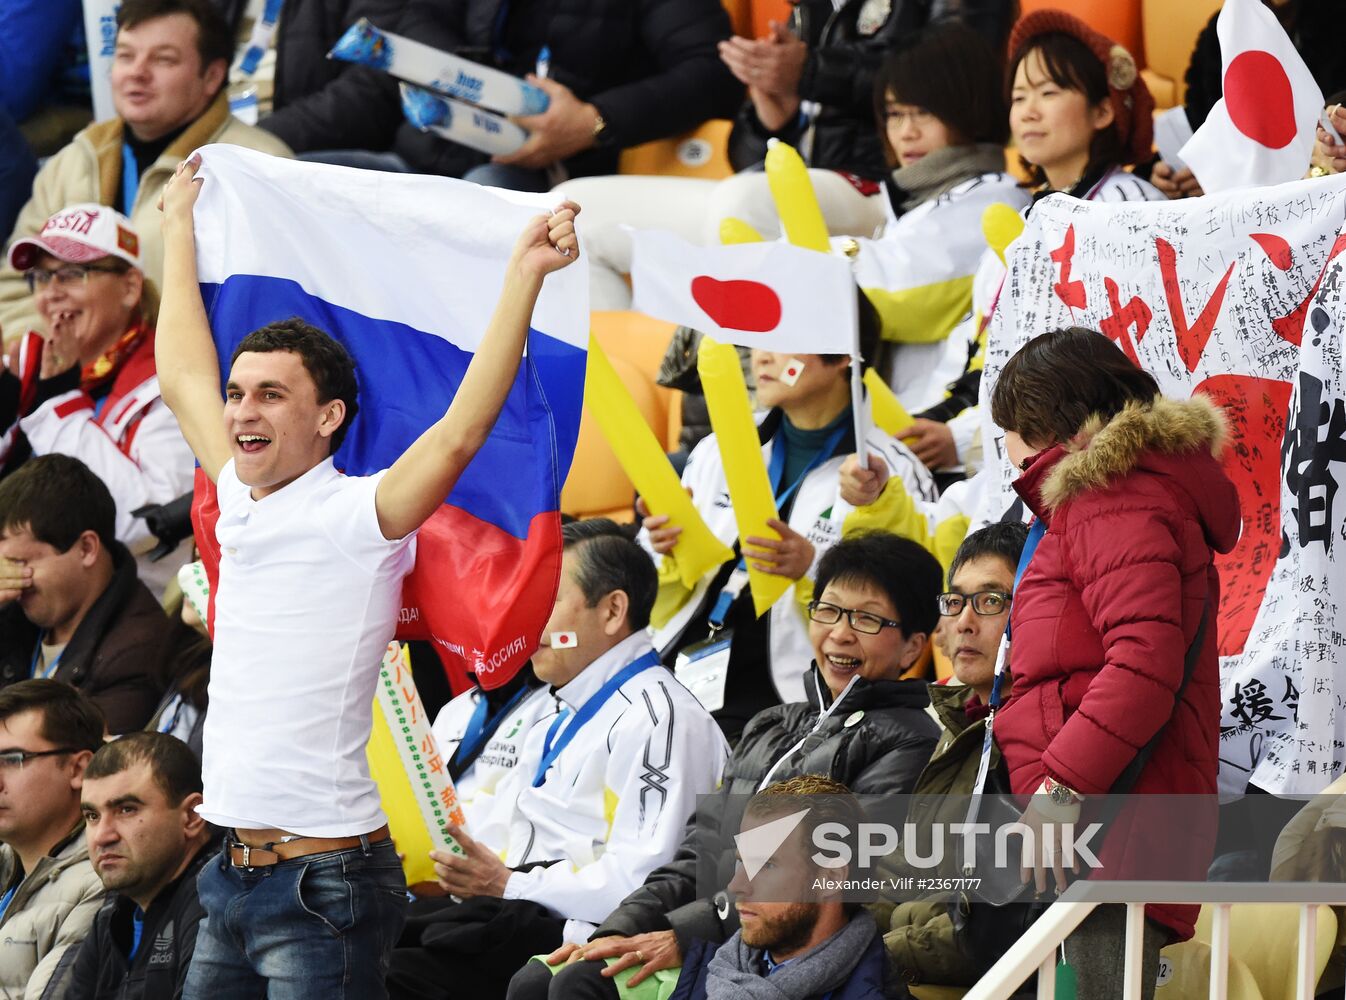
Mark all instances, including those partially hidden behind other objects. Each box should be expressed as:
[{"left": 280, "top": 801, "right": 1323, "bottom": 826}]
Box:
[
  {"left": 0, "top": 884, "right": 16, "bottom": 920},
  {"left": 29, "top": 634, "right": 64, "bottom": 680},
  {"left": 706, "top": 422, "right": 847, "bottom": 629},
  {"left": 128, "top": 908, "right": 145, "bottom": 959},
  {"left": 985, "top": 517, "right": 1045, "bottom": 713},
  {"left": 532, "top": 650, "right": 661, "bottom": 787},
  {"left": 121, "top": 142, "right": 139, "bottom": 214},
  {"left": 454, "top": 684, "right": 530, "bottom": 766}
]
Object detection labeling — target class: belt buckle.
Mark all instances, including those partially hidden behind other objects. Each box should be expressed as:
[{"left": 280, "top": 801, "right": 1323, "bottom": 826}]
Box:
[{"left": 240, "top": 842, "right": 252, "bottom": 867}]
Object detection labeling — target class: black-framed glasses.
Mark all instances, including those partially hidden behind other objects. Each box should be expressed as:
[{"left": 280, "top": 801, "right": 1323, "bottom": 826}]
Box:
[
  {"left": 937, "top": 591, "right": 1012, "bottom": 617},
  {"left": 24, "top": 263, "right": 125, "bottom": 293},
  {"left": 0, "top": 748, "right": 80, "bottom": 770},
  {"left": 807, "top": 600, "right": 901, "bottom": 635}
]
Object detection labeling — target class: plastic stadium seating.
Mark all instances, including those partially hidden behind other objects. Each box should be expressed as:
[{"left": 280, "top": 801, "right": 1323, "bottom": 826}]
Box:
[
  {"left": 1139, "top": 0, "right": 1220, "bottom": 110},
  {"left": 751, "top": 0, "right": 792, "bottom": 39},
  {"left": 1020, "top": 0, "right": 1144, "bottom": 66},
  {"left": 618, "top": 120, "right": 736, "bottom": 180},
  {"left": 1192, "top": 904, "right": 1338, "bottom": 1000},
  {"left": 1158, "top": 938, "right": 1265, "bottom": 1000},
  {"left": 560, "top": 313, "right": 681, "bottom": 522}
]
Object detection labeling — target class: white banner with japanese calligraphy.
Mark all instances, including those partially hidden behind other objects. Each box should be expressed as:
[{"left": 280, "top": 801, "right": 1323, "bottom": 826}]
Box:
[{"left": 978, "top": 173, "right": 1346, "bottom": 796}]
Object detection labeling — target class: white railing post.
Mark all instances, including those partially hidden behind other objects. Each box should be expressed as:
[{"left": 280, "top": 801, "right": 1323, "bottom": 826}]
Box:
[
  {"left": 1209, "top": 903, "right": 1231, "bottom": 1000},
  {"left": 1296, "top": 904, "right": 1319, "bottom": 1000},
  {"left": 1037, "top": 954, "right": 1057, "bottom": 1000},
  {"left": 1122, "top": 903, "right": 1146, "bottom": 1000}
]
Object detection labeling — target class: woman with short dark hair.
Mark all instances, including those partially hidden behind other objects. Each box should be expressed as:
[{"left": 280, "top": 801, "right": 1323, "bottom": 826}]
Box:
[{"left": 990, "top": 327, "right": 1240, "bottom": 997}]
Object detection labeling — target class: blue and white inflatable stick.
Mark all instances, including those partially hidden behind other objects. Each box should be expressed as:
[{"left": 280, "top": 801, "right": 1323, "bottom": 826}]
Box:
[
  {"left": 400, "top": 85, "right": 529, "bottom": 157},
  {"left": 332, "top": 19, "right": 550, "bottom": 118}
]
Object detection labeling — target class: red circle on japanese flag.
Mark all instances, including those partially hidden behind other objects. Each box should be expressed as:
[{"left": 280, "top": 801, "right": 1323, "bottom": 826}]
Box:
[
  {"left": 1223, "top": 50, "right": 1297, "bottom": 149},
  {"left": 690, "top": 276, "right": 782, "bottom": 333},
  {"left": 786, "top": 366, "right": 798, "bottom": 377}
]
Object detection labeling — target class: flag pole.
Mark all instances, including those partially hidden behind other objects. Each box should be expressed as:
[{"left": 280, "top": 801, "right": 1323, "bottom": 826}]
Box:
[{"left": 842, "top": 238, "right": 869, "bottom": 470}]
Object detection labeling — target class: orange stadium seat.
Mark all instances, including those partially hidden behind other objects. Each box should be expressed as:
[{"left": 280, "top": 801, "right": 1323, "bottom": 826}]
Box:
[
  {"left": 618, "top": 120, "right": 736, "bottom": 180},
  {"left": 1140, "top": 0, "right": 1220, "bottom": 110},
  {"left": 722, "top": 0, "right": 753, "bottom": 38},
  {"left": 560, "top": 313, "right": 681, "bottom": 522},
  {"left": 1020, "top": 0, "right": 1144, "bottom": 66},
  {"left": 751, "top": 0, "right": 792, "bottom": 39}
]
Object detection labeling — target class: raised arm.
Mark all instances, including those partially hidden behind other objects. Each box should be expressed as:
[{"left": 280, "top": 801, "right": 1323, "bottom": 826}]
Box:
[
  {"left": 374, "top": 203, "right": 580, "bottom": 541},
  {"left": 156, "top": 154, "right": 231, "bottom": 482}
]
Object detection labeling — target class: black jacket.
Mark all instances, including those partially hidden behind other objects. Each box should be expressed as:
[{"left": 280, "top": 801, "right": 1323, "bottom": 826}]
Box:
[
  {"left": 592, "top": 668, "right": 938, "bottom": 949},
  {"left": 54, "top": 843, "right": 212, "bottom": 1000},
  {"left": 0, "top": 544, "right": 194, "bottom": 733},
  {"left": 727, "top": 0, "right": 1013, "bottom": 181},
  {"left": 262, "top": 0, "right": 744, "bottom": 179},
  {"left": 269, "top": 0, "right": 407, "bottom": 120}
]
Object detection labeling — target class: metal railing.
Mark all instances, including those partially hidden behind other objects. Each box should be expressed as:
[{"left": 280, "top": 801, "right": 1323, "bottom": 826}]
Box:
[{"left": 963, "top": 883, "right": 1346, "bottom": 1000}]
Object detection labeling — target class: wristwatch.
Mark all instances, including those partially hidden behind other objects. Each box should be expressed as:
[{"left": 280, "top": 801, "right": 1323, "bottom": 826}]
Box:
[
  {"left": 1043, "top": 776, "right": 1082, "bottom": 806},
  {"left": 591, "top": 108, "right": 609, "bottom": 148}
]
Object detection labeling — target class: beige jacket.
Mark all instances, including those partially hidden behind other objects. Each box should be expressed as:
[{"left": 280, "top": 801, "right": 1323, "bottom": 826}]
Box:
[
  {"left": 0, "top": 827, "right": 103, "bottom": 1000},
  {"left": 0, "top": 93, "right": 292, "bottom": 341}
]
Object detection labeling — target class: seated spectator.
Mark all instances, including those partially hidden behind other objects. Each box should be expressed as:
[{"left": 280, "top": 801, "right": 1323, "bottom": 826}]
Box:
[
  {"left": 0, "top": 0, "right": 292, "bottom": 346},
  {"left": 554, "top": 4, "right": 1015, "bottom": 309},
  {"left": 2, "top": 205, "right": 196, "bottom": 592},
  {"left": 261, "top": 0, "right": 742, "bottom": 192},
  {"left": 513, "top": 775, "right": 891, "bottom": 1000},
  {"left": 688, "top": 776, "right": 888, "bottom": 1000},
  {"left": 641, "top": 315, "right": 935, "bottom": 737},
  {"left": 0, "top": 680, "right": 105, "bottom": 1000},
  {"left": 0, "top": 455, "right": 200, "bottom": 732},
  {"left": 888, "top": 8, "right": 1165, "bottom": 482},
  {"left": 387, "top": 519, "right": 729, "bottom": 999},
  {"left": 59, "top": 732, "right": 214, "bottom": 999},
  {"left": 511, "top": 531, "right": 942, "bottom": 999},
  {"left": 431, "top": 665, "right": 559, "bottom": 847},
  {"left": 847, "top": 21, "right": 1030, "bottom": 418},
  {"left": 882, "top": 522, "right": 1026, "bottom": 986}
]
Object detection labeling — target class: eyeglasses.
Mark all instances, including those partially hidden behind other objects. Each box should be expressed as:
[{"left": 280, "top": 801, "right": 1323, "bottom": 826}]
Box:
[
  {"left": 24, "top": 263, "right": 125, "bottom": 293},
  {"left": 0, "top": 748, "right": 80, "bottom": 770},
  {"left": 937, "top": 591, "right": 1012, "bottom": 617},
  {"left": 807, "top": 600, "right": 901, "bottom": 635}
]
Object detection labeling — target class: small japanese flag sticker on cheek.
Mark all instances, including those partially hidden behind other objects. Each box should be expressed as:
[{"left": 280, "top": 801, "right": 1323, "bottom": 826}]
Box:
[
  {"left": 550, "top": 631, "right": 578, "bottom": 648},
  {"left": 780, "top": 359, "right": 806, "bottom": 386}
]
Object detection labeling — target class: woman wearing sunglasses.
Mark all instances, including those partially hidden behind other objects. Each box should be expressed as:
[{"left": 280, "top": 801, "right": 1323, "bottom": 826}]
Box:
[{"left": 0, "top": 203, "right": 194, "bottom": 593}]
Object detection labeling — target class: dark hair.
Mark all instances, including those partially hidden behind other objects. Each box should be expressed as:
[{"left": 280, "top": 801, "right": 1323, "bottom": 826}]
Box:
[
  {"left": 561, "top": 519, "right": 658, "bottom": 632},
  {"left": 948, "top": 521, "right": 1029, "bottom": 586},
  {"left": 0, "top": 680, "right": 105, "bottom": 753},
  {"left": 990, "top": 327, "right": 1159, "bottom": 446},
  {"left": 117, "top": 0, "right": 233, "bottom": 76},
  {"left": 813, "top": 531, "right": 942, "bottom": 640},
  {"left": 874, "top": 21, "right": 1010, "bottom": 148},
  {"left": 0, "top": 454, "right": 116, "bottom": 552},
  {"left": 86, "top": 732, "right": 203, "bottom": 805},
  {"left": 231, "top": 318, "right": 360, "bottom": 453},
  {"left": 747, "top": 774, "right": 866, "bottom": 907},
  {"left": 1008, "top": 32, "right": 1122, "bottom": 188},
  {"left": 821, "top": 288, "right": 881, "bottom": 374}
]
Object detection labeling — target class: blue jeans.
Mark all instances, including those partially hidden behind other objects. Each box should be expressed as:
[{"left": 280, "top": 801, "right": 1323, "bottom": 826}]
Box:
[{"left": 182, "top": 837, "right": 408, "bottom": 999}]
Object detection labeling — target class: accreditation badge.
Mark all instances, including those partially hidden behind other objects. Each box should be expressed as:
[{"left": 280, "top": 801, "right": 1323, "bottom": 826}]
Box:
[
  {"left": 675, "top": 632, "right": 732, "bottom": 713},
  {"left": 856, "top": 0, "right": 892, "bottom": 36}
]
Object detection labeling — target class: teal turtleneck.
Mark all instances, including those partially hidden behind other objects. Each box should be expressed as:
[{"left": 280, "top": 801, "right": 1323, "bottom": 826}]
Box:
[{"left": 778, "top": 407, "right": 850, "bottom": 490}]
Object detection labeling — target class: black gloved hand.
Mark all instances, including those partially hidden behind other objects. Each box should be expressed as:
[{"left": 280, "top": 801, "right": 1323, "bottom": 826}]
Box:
[{"left": 132, "top": 492, "right": 194, "bottom": 562}]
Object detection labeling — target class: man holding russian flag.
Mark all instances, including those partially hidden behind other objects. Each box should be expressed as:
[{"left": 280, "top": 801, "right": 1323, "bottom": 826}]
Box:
[{"left": 155, "top": 152, "right": 580, "bottom": 999}]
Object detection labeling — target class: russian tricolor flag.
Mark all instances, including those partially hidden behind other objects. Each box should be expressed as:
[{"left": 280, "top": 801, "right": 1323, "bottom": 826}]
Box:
[{"left": 187, "top": 145, "right": 587, "bottom": 690}]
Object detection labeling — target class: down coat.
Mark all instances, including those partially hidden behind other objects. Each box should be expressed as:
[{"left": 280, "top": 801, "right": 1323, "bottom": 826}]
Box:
[{"left": 996, "top": 394, "right": 1241, "bottom": 941}]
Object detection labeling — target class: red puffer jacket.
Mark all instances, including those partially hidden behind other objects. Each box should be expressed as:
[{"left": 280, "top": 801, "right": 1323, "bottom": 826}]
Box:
[{"left": 996, "top": 394, "right": 1241, "bottom": 941}]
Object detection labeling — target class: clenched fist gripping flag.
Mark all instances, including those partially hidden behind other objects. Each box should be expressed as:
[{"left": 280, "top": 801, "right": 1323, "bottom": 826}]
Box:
[{"left": 188, "top": 145, "right": 587, "bottom": 690}]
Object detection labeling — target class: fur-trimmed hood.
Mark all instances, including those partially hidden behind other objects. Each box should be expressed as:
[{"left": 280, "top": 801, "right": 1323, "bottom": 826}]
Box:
[
  {"left": 1040, "top": 394, "right": 1228, "bottom": 510},
  {"left": 1013, "top": 393, "right": 1241, "bottom": 555}
]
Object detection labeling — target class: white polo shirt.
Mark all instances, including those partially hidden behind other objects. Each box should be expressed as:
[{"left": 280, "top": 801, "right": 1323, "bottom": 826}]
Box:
[{"left": 199, "top": 457, "right": 416, "bottom": 837}]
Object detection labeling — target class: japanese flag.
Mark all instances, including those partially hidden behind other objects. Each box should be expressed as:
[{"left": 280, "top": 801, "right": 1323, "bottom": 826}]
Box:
[
  {"left": 1180, "top": 0, "right": 1324, "bottom": 193},
  {"left": 630, "top": 228, "right": 857, "bottom": 355}
]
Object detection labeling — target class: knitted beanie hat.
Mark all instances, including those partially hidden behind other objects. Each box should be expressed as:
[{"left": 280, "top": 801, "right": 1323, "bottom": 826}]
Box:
[{"left": 1008, "top": 8, "right": 1154, "bottom": 166}]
